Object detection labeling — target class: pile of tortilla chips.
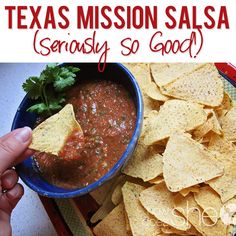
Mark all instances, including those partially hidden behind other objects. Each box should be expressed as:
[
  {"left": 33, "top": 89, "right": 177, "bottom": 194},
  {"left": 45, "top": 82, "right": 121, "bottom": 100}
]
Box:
[{"left": 92, "top": 63, "right": 236, "bottom": 236}]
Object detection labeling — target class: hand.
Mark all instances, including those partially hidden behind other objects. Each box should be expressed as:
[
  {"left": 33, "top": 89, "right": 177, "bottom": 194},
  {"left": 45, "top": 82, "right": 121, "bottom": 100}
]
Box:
[{"left": 0, "top": 127, "right": 33, "bottom": 236}]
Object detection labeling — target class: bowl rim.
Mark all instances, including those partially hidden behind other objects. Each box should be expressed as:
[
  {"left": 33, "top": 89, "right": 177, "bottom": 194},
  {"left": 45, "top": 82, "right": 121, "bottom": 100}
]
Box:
[{"left": 11, "top": 63, "right": 144, "bottom": 198}]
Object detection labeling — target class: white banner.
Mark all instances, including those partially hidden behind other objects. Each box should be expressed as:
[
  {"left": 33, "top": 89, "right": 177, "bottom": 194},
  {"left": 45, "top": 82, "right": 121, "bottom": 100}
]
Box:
[{"left": 0, "top": 0, "right": 235, "bottom": 64}]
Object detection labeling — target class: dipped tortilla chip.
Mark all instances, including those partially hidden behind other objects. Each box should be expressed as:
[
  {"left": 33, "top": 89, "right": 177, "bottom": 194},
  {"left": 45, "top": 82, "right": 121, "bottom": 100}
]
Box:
[
  {"left": 122, "top": 182, "right": 162, "bottom": 236},
  {"left": 220, "top": 106, "right": 236, "bottom": 142},
  {"left": 122, "top": 142, "right": 163, "bottom": 181},
  {"left": 93, "top": 202, "right": 131, "bottom": 236},
  {"left": 161, "top": 64, "right": 224, "bottom": 107},
  {"left": 30, "top": 104, "right": 83, "bottom": 155},
  {"left": 139, "top": 182, "right": 191, "bottom": 231},
  {"left": 163, "top": 132, "right": 224, "bottom": 192},
  {"left": 150, "top": 63, "right": 204, "bottom": 87},
  {"left": 194, "top": 186, "right": 222, "bottom": 223},
  {"left": 174, "top": 194, "right": 227, "bottom": 236},
  {"left": 143, "top": 99, "right": 207, "bottom": 145}
]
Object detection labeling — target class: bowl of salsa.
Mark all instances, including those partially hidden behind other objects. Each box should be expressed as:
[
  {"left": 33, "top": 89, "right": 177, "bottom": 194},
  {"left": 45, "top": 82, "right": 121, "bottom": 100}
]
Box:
[{"left": 11, "top": 63, "right": 143, "bottom": 198}]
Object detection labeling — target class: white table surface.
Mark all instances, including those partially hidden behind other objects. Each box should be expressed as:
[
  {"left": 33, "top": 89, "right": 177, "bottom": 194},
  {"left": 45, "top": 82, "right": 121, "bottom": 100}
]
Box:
[{"left": 0, "top": 64, "right": 57, "bottom": 236}]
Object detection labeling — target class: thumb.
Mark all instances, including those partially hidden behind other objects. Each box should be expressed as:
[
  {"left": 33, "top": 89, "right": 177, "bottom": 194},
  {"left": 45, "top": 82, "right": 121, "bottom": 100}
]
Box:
[{"left": 0, "top": 127, "right": 32, "bottom": 174}]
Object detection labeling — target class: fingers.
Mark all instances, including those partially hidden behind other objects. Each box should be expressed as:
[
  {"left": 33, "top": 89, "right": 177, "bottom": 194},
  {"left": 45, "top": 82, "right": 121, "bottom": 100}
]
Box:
[
  {"left": 0, "top": 127, "right": 32, "bottom": 174},
  {"left": 12, "top": 149, "right": 35, "bottom": 167},
  {"left": 0, "top": 183, "right": 24, "bottom": 215},
  {"left": 6, "top": 184, "right": 24, "bottom": 209},
  {"left": 1, "top": 170, "right": 18, "bottom": 190}
]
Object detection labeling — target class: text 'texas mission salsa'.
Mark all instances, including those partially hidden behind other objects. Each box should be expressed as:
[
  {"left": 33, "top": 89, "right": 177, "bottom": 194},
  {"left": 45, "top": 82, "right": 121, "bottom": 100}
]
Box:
[{"left": 34, "top": 80, "right": 136, "bottom": 189}]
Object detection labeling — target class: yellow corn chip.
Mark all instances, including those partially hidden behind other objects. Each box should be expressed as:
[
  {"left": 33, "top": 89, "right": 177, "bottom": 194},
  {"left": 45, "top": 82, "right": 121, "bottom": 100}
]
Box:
[
  {"left": 123, "top": 63, "right": 151, "bottom": 91},
  {"left": 124, "top": 207, "right": 132, "bottom": 233},
  {"left": 161, "top": 64, "right": 224, "bottom": 107},
  {"left": 193, "top": 110, "right": 222, "bottom": 140},
  {"left": 194, "top": 186, "right": 222, "bottom": 222},
  {"left": 179, "top": 185, "right": 200, "bottom": 197},
  {"left": 90, "top": 178, "right": 117, "bottom": 205},
  {"left": 93, "top": 202, "right": 131, "bottom": 236},
  {"left": 207, "top": 156, "right": 236, "bottom": 203},
  {"left": 30, "top": 104, "right": 83, "bottom": 155},
  {"left": 139, "top": 182, "right": 191, "bottom": 231},
  {"left": 150, "top": 63, "right": 204, "bottom": 87},
  {"left": 143, "top": 99, "right": 207, "bottom": 145},
  {"left": 122, "top": 142, "right": 163, "bottom": 181},
  {"left": 111, "top": 183, "right": 123, "bottom": 206},
  {"left": 163, "top": 132, "right": 224, "bottom": 192},
  {"left": 174, "top": 194, "right": 227, "bottom": 236},
  {"left": 215, "top": 92, "right": 233, "bottom": 118},
  {"left": 145, "top": 82, "right": 169, "bottom": 102},
  {"left": 148, "top": 176, "right": 164, "bottom": 185},
  {"left": 143, "top": 94, "right": 161, "bottom": 117},
  {"left": 161, "top": 224, "right": 199, "bottom": 235},
  {"left": 208, "top": 134, "right": 236, "bottom": 157},
  {"left": 91, "top": 176, "right": 125, "bottom": 223},
  {"left": 220, "top": 106, "right": 236, "bottom": 142},
  {"left": 122, "top": 182, "right": 162, "bottom": 236}
]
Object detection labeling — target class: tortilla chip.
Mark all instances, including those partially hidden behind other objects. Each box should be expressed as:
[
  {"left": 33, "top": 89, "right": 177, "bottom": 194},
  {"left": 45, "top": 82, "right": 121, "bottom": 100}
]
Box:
[
  {"left": 93, "top": 202, "right": 131, "bottom": 236},
  {"left": 122, "top": 142, "right": 163, "bottom": 181},
  {"left": 123, "top": 63, "right": 151, "bottom": 91},
  {"left": 143, "top": 94, "right": 161, "bottom": 117},
  {"left": 145, "top": 82, "right": 169, "bottom": 102},
  {"left": 111, "top": 183, "right": 123, "bottom": 205},
  {"left": 208, "top": 134, "right": 236, "bottom": 157},
  {"left": 148, "top": 176, "right": 164, "bottom": 185},
  {"left": 150, "top": 63, "right": 204, "bottom": 87},
  {"left": 220, "top": 106, "right": 236, "bottom": 142},
  {"left": 220, "top": 198, "right": 236, "bottom": 227},
  {"left": 124, "top": 207, "right": 132, "bottom": 233},
  {"left": 91, "top": 176, "right": 125, "bottom": 223},
  {"left": 139, "top": 182, "right": 191, "bottom": 231},
  {"left": 161, "top": 224, "right": 199, "bottom": 235},
  {"left": 215, "top": 92, "right": 233, "bottom": 118},
  {"left": 194, "top": 186, "right": 222, "bottom": 222},
  {"left": 90, "top": 178, "right": 117, "bottom": 205},
  {"left": 143, "top": 100, "right": 207, "bottom": 145},
  {"left": 30, "top": 104, "right": 82, "bottom": 155},
  {"left": 193, "top": 110, "right": 222, "bottom": 140},
  {"left": 163, "top": 132, "right": 224, "bottom": 192},
  {"left": 161, "top": 64, "right": 224, "bottom": 107},
  {"left": 122, "top": 182, "right": 162, "bottom": 236},
  {"left": 174, "top": 194, "right": 227, "bottom": 236},
  {"left": 141, "top": 110, "right": 159, "bottom": 138},
  {"left": 207, "top": 155, "right": 236, "bottom": 203},
  {"left": 179, "top": 185, "right": 200, "bottom": 197}
]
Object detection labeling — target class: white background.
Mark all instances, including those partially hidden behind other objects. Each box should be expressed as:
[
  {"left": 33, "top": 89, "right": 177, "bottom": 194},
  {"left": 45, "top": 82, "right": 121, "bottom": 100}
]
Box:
[{"left": 0, "top": 0, "right": 235, "bottom": 62}]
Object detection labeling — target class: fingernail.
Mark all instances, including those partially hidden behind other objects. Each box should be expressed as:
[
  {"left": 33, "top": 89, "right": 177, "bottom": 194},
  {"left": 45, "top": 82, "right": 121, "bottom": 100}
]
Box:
[{"left": 14, "top": 127, "right": 32, "bottom": 143}]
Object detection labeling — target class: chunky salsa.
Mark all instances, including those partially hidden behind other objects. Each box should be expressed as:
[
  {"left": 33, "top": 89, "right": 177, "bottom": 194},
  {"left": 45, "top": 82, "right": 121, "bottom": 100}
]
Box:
[{"left": 34, "top": 80, "right": 136, "bottom": 189}]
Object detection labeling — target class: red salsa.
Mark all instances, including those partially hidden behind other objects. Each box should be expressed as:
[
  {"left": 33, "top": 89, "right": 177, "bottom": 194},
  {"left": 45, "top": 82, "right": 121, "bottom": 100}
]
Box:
[{"left": 34, "top": 80, "right": 136, "bottom": 189}]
